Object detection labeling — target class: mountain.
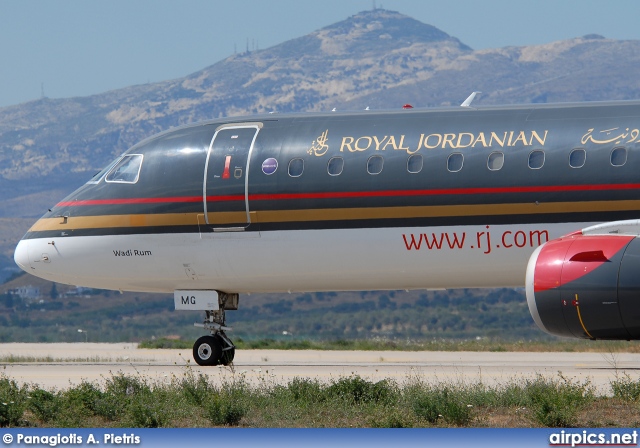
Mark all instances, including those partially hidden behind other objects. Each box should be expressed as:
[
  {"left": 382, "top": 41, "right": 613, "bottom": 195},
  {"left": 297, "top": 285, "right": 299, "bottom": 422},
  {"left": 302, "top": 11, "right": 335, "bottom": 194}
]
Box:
[{"left": 0, "top": 10, "right": 470, "bottom": 192}]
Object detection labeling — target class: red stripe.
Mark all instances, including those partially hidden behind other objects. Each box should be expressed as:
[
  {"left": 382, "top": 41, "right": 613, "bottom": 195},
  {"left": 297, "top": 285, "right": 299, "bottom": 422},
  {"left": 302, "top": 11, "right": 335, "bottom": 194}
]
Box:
[
  {"left": 57, "top": 196, "right": 203, "bottom": 206},
  {"left": 56, "top": 183, "right": 640, "bottom": 207}
]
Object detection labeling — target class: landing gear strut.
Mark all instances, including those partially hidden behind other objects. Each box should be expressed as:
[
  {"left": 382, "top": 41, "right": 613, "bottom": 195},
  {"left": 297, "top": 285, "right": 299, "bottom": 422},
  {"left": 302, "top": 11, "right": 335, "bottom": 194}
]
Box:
[{"left": 192, "top": 293, "right": 238, "bottom": 366}]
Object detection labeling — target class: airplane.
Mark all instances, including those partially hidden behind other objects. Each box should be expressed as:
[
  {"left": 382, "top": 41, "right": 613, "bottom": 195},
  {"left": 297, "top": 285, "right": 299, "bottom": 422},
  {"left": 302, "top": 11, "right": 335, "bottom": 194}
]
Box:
[{"left": 12, "top": 99, "right": 640, "bottom": 366}]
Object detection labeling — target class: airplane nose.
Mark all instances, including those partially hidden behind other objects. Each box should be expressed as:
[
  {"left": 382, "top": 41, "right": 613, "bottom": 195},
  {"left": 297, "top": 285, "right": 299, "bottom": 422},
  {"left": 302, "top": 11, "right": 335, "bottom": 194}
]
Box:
[{"left": 14, "top": 240, "right": 31, "bottom": 272}]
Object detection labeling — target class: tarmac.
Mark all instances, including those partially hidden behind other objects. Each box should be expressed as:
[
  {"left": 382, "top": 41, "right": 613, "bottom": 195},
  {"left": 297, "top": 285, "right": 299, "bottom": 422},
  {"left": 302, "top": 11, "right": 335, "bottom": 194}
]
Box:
[{"left": 0, "top": 343, "right": 637, "bottom": 393}]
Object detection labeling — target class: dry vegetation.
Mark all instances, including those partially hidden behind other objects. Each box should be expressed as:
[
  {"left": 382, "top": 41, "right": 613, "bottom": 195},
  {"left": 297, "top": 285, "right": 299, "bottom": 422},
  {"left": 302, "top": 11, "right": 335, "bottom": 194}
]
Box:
[{"left": 1, "top": 368, "right": 640, "bottom": 428}]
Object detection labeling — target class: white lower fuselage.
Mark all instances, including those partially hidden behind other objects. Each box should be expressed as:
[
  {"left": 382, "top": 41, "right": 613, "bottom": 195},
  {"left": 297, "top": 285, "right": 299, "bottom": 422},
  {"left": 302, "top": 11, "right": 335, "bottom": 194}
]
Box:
[{"left": 15, "top": 222, "right": 589, "bottom": 293}]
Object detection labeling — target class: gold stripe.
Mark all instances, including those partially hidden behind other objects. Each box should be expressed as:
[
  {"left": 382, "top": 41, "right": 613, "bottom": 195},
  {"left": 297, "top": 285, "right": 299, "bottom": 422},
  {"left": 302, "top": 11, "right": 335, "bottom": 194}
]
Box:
[
  {"left": 29, "top": 199, "right": 640, "bottom": 232},
  {"left": 575, "top": 294, "right": 594, "bottom": 339},
  {"left": 30, "top": 213, "right": 203, "bottom": 232},
  {"left": 254, "top": 200, "right": 640, "bottom": 223}
]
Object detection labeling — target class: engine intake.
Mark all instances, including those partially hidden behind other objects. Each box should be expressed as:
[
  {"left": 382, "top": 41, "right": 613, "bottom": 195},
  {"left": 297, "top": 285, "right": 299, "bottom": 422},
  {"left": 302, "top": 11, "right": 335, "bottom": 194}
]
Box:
[{"left": 525, "top": 233, "right": 640, "bottom": 340}]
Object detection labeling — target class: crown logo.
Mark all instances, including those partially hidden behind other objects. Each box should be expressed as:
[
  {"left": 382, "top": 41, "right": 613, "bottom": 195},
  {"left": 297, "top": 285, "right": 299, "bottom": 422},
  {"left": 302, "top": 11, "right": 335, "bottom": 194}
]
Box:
[{"left": 307, "top": 130, "right": 329, "bottom": 156}]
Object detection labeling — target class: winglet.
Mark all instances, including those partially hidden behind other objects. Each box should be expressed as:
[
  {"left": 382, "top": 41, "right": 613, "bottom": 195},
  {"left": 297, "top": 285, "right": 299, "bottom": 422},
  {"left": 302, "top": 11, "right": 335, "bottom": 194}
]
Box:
[{"left": 461, "top": 91, "right": 481, "bottom": 107}]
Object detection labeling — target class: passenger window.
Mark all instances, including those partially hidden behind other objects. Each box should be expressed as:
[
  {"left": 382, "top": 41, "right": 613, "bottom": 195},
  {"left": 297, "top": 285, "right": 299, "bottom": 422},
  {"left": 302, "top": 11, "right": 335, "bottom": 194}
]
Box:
[
  {"left": 528, "top": 150, "right": 545, "bottom": 169},
  {"left": 611, "top": 147, "right": 627, "bottom": 167},
  {"left": 447, "top": 153, "right": 463, "bottom": 172},
  {"left": 407, "top": 154, "right": 423, "bottom": 173},
  {"left": 105, "top": 154, "right": 143, "bottom": 183},
  {"left": 288, "top": 158, "right": 304, "bottom": 177},
  {"left": 569, "top": 149, "right": 586, "bottom": 168},
  {"left": 327, "top": 156, "right": 344, "bottom": 176},
  {"left": 487, "top": 152, "right": 504, "bottom": 171},
  {"left": 367, "top": 155, "right": 384, "bottom": 175}
]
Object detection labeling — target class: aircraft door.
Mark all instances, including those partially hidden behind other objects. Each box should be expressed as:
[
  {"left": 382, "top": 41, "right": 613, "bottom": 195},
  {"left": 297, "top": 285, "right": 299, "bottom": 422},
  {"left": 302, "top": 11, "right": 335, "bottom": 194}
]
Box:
[{"left": 204, "top": 124, "right": 260, "bottom": 230}]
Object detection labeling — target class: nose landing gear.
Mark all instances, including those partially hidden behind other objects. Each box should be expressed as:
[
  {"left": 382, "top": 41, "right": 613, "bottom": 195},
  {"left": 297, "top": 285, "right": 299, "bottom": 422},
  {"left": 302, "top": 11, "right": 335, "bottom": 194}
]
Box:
[
  {"left": 173, "top": 291, "right": 239, "bottom": 366},
  {"left": 193, "top": 308, "right": 236, "bottom": 366}
]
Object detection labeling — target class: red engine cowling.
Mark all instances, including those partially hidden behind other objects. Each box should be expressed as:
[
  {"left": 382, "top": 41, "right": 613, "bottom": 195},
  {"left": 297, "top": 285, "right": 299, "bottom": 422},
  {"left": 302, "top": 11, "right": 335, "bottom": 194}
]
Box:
[{"left": 525, "top": 233, "right": 640, "bottom": 339}]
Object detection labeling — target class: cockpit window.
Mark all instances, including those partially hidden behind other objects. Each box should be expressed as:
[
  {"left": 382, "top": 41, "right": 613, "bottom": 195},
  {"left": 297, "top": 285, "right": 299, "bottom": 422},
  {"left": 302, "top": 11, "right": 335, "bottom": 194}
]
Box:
[{"left": 105, "top": 154, "right": 143, "bottom": 184}]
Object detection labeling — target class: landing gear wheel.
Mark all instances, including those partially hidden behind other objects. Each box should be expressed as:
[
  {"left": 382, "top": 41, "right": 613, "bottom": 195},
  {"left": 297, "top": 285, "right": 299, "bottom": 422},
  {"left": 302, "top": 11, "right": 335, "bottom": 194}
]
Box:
[
  {"left": 191, "top": 297, "right": 239, "bottom": 366},
  {"left": 193, "top": 335, "right": 222, "bottom": 366}
]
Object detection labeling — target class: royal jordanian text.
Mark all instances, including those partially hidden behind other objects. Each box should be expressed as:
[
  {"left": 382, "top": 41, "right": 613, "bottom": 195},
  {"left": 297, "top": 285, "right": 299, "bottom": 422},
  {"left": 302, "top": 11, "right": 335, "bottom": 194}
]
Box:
[
  {"left": 309, "top": 124, "right": 640, "bottom": 156},
  {"left": 339, "top": 130, "right": 548, "bottom": 154}
]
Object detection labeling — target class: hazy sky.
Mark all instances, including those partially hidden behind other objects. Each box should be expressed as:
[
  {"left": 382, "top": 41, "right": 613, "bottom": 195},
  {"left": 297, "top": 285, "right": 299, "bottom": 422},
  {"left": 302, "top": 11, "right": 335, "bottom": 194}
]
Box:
[{"left": 1, "top": 0, "right": 639, "bottom": 108}]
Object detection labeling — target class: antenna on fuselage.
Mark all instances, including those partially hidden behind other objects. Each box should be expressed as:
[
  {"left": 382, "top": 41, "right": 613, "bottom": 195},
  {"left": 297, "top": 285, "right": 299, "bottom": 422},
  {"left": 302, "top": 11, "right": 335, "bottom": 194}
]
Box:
[{"left": 461, "top": 91, "right": 481, "bottom": 107}]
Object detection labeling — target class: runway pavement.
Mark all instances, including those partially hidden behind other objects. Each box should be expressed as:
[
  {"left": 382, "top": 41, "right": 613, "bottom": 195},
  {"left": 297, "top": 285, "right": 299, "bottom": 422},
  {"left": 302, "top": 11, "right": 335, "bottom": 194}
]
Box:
[{"left": 0, "top": 343, "right": 638, "bottom": 393}]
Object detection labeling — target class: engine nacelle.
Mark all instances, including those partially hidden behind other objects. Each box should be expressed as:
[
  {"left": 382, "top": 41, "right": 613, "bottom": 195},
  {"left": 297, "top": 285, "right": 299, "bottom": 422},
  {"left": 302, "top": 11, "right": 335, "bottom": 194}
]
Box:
[{"left": 525, "top": 233, "right": 640, "bottom": 340}]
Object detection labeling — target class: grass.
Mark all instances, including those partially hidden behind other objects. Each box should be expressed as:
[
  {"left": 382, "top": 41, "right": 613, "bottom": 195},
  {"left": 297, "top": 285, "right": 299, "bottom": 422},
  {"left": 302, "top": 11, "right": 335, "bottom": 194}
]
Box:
[
  {"left": 138, "top": 337, "right": 640, "bottom": 353},
  {"left": 0, "top": 367, "right": 637, "bottom": 428}
]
